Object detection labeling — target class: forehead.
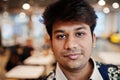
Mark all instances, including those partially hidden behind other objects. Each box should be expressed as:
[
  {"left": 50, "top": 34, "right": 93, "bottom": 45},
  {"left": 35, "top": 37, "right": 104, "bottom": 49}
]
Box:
[{"left": 52, "top": 21, "right": 90, "bottom": 31}]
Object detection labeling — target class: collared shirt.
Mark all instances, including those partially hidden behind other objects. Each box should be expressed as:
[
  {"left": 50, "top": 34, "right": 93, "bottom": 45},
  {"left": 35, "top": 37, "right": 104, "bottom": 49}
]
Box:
[
  {"left": 42, "top": 58, "right": 120, "bottom": 80},
  {"left": 55, "top": 58, "right": 103, "bottom": 80}
]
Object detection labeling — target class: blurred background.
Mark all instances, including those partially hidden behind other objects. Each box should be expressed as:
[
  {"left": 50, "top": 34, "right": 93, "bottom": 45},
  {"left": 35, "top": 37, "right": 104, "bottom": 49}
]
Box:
[{"left": 0, "top": 0, "right": 120, "bottom": 80}]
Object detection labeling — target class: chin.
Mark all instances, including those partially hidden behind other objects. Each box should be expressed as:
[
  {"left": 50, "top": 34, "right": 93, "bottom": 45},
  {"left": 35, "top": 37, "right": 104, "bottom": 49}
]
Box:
[
  {"left": 68, "top": 58, "right": 89, "bottom": 69},
  {"left": 67, "top": 63, "right": 83, "bottom": 70}
]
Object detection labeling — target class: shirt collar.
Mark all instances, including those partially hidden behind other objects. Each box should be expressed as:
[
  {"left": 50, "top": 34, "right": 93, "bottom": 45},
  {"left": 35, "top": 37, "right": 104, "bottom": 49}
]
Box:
[
  {"left": 56, "top": 63, "right": 67, "bottom": 80},
  {"left": 90, "top": 58, "right": 103, "bottom": 80},
  {"left": 55, "top": 58, "right": 103, "bottom": 80}
]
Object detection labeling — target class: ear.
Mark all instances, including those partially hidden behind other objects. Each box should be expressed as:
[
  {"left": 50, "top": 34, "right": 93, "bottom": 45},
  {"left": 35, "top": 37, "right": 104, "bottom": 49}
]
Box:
[
  {"left": 50, "top": 41, "right": 55, "bottom": 56},
  {"left": 50, "top": 41, "right": 53, "bottom": 51},
  {"left": 92, "top": 33, "right": 96, "bottom": 48}
]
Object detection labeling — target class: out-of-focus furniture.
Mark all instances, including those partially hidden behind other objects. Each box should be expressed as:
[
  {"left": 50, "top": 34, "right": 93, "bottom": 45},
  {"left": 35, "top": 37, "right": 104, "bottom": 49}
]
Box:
[
  {"left": 23, "top": 50, "right": 56, "bottom": 75},
  {"left": 5, "top": 65, "right": 45, "bottom": 79},
  {"left": 98, "top": 52, "right": 120, "bottom": 65},
  {"left": 24, "top": 50, "right": 55, "bottom": 66}
]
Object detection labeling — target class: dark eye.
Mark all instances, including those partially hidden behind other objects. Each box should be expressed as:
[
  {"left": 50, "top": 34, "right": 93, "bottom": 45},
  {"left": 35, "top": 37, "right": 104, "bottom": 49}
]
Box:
[
  {"left": 56, "top": 34, "right": 66, "bottom": 39},
  {"left": 75, "top": 32, "right": 84, "bottom": 37}
]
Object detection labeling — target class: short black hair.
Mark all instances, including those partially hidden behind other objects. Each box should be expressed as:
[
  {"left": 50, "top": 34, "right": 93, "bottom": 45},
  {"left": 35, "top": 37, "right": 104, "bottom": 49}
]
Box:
[{"left": 43, "top": 0, "right": 97, "bottom": 39}]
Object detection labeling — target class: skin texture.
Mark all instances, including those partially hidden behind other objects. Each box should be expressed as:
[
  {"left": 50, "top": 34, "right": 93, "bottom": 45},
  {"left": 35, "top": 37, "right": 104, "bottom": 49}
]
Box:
[{"left": 51, "top": 21, "right": 96, "bottom": 80}]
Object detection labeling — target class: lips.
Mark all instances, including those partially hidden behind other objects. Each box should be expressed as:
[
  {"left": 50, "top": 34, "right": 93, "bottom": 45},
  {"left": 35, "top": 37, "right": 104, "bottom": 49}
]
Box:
[{"left": 64, "top": 54, "right": 81, "bottom": 60}]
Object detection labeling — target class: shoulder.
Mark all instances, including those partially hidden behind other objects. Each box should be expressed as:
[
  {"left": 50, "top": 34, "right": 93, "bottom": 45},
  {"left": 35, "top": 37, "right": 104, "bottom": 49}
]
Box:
[{"left": 96, "top": 61, "right": 120, "bottom": 80}]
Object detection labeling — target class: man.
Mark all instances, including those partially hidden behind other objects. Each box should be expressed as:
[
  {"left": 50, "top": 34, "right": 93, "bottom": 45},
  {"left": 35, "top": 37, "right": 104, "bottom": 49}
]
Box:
[{"left": 42, "top": 0, "right": 120, "bottom": 80}]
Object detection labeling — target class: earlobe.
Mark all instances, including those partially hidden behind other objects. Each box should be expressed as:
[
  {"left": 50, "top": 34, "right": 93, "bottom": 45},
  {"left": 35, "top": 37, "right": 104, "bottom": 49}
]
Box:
[
  {"left": 50, "top": 41, "right": 53, "bottom": 51},
  {"left": 50, "top": 41, "right": 52, "bottom": 48},
  {"left": 92, "top": 33, "right": 96, "bottom": 48}
]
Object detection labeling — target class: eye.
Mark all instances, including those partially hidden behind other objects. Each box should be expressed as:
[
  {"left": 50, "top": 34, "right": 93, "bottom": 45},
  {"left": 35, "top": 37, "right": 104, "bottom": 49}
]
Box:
[
  {"left": 56, "top": 34, "right": 66, "bottom": 40},
  {"left": 75, "top": 32, "right": 85, "bottom": 37}
]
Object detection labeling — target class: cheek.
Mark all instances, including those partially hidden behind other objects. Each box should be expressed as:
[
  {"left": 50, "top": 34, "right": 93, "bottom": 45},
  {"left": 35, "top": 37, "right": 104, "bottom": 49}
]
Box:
[
  {"left": 78, "top": 38, "right": 93, "bottom": 51},
  {"left": 52, "top": 40, "right": 63, "bottom": 54},
  {"left": 52, "top": 39, "right": 64, "bottom": 48},
  {"left": 52, "top": 44, "right": 63, "bottom": 61}
]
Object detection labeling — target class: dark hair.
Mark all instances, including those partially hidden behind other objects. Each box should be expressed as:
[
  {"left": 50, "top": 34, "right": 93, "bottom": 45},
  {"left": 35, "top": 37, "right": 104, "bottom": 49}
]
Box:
[{"left": 43, "top": 0, "right": 97, "bottom": 39}]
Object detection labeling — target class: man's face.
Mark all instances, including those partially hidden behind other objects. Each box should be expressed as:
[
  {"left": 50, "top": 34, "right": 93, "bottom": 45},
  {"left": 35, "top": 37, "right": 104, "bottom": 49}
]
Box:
[{"left": 51, "top": 21, "right": 96, "bottom": 71}]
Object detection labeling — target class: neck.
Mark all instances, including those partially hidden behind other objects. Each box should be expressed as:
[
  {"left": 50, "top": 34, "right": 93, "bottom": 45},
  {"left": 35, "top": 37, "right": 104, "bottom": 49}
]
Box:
[{"left": 60, "top": 60, "right": 94, "bottom": 80}]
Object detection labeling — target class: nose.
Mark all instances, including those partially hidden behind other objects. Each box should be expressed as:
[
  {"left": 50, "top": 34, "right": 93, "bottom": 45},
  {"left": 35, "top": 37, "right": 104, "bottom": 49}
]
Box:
[{"left": 64, "top": 36, "right": 78, "bottom": 50}]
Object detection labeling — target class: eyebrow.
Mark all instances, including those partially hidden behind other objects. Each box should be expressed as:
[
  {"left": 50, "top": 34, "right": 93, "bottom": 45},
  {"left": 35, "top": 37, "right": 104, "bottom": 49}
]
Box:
[
  {"left": 54, "top": 26, "right": 87, "bottom": 34},
  {"left": 75, "top": 26, "right": 87, "bottom": 31},
  {"left": 54, "top": 30, "right": 64, "bottom": 34}
]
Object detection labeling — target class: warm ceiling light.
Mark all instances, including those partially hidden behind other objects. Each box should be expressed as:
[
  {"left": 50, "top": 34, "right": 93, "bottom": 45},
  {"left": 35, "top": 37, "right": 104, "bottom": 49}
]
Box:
[
  {"left": 103, "top": 7, "right": 110, "bottom": 14},
  {"left": 22, "top": 3, "right": 30, "bottom": 10},
  {"left": 98, "top": 0, "right": 106, "bottom": 6},
  {"left": 112, "top": 2, "right": 119, "bottom": 9}
]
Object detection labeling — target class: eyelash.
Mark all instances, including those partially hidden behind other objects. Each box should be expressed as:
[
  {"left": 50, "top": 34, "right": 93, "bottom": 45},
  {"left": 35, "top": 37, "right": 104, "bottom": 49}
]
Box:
[
  {"left": 75, "top": 32, "right": 85, "bottom": 37},
  {"left": 56, "top": 34, "right": 66, "bottom": 40},
  {"left": 56, "top": 32, "right": 85, "bottom": 40}
]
